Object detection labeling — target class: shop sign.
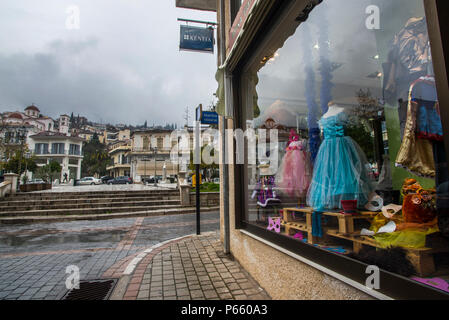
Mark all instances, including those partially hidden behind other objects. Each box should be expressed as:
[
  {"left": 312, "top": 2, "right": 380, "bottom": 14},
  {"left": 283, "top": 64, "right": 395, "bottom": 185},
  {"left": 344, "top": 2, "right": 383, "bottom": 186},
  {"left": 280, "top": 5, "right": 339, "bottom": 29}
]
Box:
[
  {"left": 228, "top": 0, "right": 257, "bottom": 51},
  {"left": 180, "top": 25, "right": 214, "bottom": 53}
]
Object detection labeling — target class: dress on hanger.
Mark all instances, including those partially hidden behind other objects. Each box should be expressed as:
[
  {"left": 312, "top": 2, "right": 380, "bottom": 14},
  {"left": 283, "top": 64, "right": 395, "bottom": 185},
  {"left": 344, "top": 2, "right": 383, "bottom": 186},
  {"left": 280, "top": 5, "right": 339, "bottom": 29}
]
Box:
[
  {"left": 276, "top": 134, "right": 312, "bottom": 198},
  {"left": 395, "top": 76, "right": 440, "bottom": 178},
  {"left": 307, "top": 111, "right": 374, "bottom": 211}
]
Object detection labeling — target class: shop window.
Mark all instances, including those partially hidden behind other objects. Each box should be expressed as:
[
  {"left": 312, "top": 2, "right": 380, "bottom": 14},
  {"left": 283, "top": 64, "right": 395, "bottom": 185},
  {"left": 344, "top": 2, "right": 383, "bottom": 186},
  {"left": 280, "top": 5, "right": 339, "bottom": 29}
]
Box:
[{"left": 241, "top": 0, "right": 448, "bottom": 294}]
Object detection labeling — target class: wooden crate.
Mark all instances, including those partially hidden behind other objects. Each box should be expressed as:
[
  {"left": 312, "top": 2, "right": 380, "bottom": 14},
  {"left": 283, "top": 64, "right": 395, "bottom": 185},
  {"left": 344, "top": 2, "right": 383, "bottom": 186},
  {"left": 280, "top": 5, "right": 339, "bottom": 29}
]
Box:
[{"left": 326, "top": 228, "right": 448, "bottom": 276}]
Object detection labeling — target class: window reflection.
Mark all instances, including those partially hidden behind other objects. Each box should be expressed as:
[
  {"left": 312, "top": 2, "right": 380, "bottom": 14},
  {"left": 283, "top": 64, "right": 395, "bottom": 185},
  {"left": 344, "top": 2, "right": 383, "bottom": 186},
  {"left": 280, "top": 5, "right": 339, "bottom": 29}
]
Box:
[{"left": 244, "top": 0, "right": 449, "bottom": 292}]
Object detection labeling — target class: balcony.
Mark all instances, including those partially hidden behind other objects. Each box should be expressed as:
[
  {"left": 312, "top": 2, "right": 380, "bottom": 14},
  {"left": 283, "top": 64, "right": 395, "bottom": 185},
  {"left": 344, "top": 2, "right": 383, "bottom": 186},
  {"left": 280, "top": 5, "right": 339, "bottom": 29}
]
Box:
[
  {"left": 130, "top": 147, "right": 173, "bottom": 154},
  {"left": 34, "top": 150, "right": 82, "bottom": 157},
  {"left": 106, "top": 163, "right": 131, "bottom": 171}
]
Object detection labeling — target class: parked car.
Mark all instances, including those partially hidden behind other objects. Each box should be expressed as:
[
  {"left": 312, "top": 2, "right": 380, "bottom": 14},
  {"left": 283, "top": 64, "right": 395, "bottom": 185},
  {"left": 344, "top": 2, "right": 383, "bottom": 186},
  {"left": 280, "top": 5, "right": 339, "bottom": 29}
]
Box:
[
  {"left": 28, "top": 178, "right": 46, "bottom": 184},
  {"left": 100, "top": 176, "right": 113, "bottom": 184},
  {"left": 144, "top": 177, "right": 157, "bottom": 184},
  {"left": 107, "top": 176, "right": 133, "bottom": 185},
  {"left": 77, "top": 177, "right": 102, "bottom": 185}
]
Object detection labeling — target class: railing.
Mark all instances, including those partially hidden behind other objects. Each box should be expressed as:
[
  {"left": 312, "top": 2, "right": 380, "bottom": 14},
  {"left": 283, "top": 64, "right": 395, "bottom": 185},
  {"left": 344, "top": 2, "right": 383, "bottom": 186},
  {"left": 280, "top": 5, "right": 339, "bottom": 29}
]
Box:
[
  {"left": 131, "top": 147, "right": 173, "bottom": 153},
  {"left": 0, "top": 181, "right": 12, "bottom": 197},
  {"left": 34, "top": 150, "right": 82, "bottom": 156}
]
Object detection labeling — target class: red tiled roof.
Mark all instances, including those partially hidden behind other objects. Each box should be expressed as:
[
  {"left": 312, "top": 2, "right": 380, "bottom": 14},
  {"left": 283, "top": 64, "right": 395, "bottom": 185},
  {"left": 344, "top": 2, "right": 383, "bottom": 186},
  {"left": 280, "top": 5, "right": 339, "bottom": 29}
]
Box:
[
  {"left": 7, "top": 112, "right": 23, "bottom": 119},
  {"left": 25, "top": 105, "right": 40, "bottom": 112}
]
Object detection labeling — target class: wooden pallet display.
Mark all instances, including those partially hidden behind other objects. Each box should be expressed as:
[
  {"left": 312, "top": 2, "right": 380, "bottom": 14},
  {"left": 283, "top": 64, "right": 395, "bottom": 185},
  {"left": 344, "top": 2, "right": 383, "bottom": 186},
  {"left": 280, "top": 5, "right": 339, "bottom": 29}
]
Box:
[
  {"left": 281, "top": 207, "right": 316, "bottom": 243},
  {"left": 320, "top": 211, "right": 378, "bottom": 235},
  {"left": 326, "top": 228, "right": 449, "bottom": 276},
  {"left": 282, "top": 208, "right": 448, "bottom": 276}
]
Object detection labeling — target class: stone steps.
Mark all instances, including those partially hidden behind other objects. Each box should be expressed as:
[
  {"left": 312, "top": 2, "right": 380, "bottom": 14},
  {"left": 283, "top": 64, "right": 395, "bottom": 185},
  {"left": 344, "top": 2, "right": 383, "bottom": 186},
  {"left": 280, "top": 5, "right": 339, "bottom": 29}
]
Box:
[
  {"left": 0, "top": 189, "right": 220, "bottom": 224},
  {"left": 0, "top": 190, "right": 179, "bottom": 201},
  {"left": 0, "top": 206, "right": 220, "bottom": 224},
  {"left": 0, "top": 204, "right": 190, "bottom": 217},
  {"left": 0, "top": 196, "right": 179, "bottom": 207},
  {"left": 0, "top": 199, "right": 180, "bottom": 212}
]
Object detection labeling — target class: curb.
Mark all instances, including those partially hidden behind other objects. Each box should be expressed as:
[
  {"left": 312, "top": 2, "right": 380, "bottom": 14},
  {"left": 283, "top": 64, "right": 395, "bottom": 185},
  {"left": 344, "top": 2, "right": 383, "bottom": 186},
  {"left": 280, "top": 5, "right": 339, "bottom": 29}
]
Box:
[
  {"left": 0, "top": 207, "right": 220, "bottom": 225},
  {"left": 109, "top": 233, "right": 217, "bottom": 300}
]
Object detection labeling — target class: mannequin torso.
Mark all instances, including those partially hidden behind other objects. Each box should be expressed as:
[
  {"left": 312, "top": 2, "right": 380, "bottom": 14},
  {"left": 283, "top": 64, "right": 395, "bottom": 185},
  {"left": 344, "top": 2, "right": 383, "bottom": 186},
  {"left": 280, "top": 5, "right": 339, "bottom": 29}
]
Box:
[{"left": 322, "top": 104, "right": 345, "bottom": 119}]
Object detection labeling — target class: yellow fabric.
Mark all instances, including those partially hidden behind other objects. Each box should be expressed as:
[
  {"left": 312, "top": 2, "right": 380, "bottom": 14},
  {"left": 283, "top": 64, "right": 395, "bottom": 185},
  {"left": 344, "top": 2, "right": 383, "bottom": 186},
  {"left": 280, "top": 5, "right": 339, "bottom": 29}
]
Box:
[
  {"left": 370, "top": 213, "right": 390, "bottom": 233},
  {"left": 395, "top": 84, "right": 435, "bottom": 177},
  {"left": 373, "top": 226, "right": 439, "bottom": 249},
  {"left": 369, "top": 212, "right": 439, "bottom": 249}
]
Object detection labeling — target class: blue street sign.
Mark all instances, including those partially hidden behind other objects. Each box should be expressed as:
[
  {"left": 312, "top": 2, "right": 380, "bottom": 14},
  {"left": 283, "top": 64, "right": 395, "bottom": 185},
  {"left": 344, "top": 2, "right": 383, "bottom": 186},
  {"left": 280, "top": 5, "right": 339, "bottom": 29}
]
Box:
[
  {"left": 201, "top": 111, "right": 219, "bottom": 125},
  {"left": 180, "top": 25, "right": 214, "bottom": 53}
]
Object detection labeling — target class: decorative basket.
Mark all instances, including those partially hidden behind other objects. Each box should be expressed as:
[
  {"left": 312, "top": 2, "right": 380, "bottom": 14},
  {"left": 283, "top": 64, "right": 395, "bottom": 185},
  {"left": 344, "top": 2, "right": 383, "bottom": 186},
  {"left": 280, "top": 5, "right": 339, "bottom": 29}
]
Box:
[{"left": 341, "top": 200, "right": 358, "bottom": 214}]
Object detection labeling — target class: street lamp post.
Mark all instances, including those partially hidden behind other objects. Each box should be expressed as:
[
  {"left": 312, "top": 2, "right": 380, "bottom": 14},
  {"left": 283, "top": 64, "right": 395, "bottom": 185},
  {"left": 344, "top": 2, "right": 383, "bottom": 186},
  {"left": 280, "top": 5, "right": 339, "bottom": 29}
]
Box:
[
  {"left": 152, "top": 147, "right": 158, "bottom": 187},
  {"left": 16, "top": 126, "right": 28, "bottom": 190}
]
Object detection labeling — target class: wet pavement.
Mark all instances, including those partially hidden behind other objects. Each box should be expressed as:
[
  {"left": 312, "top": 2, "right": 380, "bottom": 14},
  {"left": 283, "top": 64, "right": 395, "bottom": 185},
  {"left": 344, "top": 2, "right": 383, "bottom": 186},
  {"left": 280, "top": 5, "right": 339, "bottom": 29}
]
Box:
[{"left": 0, "top": 211, "right": 219, "bottom": 300}]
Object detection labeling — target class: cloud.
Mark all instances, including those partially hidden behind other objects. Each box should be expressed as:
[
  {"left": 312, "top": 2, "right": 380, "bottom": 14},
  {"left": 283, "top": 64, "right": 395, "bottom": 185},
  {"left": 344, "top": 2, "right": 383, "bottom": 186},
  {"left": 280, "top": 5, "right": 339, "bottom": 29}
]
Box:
[{"left": 0, "top": 0, "right": 218, "bottom": 127}]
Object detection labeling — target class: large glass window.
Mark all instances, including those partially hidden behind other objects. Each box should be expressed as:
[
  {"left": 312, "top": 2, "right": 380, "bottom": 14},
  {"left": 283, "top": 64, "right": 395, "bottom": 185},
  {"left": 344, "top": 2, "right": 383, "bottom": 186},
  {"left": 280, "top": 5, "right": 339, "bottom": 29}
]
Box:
[
  {"left": 51, "top": 143, "right": 65, "bottom": 154},
  {"left": 69, "top": 144, "right": 81, "bottom": 156},
  {"left": 34, "top": 143, "right": 49, "bottom": 155},
  {"left": 243, "top": 0, "right": 448, "bottom": 293}
]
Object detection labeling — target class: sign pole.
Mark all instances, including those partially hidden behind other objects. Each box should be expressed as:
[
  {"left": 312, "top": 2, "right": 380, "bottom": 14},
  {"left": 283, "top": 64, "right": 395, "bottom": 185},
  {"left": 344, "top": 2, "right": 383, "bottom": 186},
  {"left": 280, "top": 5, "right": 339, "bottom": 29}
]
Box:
[{"left": 195, "top": 105, "right": 202, "bottom": 235}]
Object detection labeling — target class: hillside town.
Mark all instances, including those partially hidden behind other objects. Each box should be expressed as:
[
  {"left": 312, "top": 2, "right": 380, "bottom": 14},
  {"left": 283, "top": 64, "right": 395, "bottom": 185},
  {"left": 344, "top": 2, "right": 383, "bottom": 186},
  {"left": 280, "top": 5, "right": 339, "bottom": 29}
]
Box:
[{"left": 0, "top": 104, "right": 218, "bottom": 185}]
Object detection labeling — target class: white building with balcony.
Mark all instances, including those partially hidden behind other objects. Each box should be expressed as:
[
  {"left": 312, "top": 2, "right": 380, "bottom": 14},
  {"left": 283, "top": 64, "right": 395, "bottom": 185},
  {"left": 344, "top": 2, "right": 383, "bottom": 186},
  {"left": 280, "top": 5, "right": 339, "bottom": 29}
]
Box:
[{"left": 29, "top": 132, "right": 84, "bottom": 181}]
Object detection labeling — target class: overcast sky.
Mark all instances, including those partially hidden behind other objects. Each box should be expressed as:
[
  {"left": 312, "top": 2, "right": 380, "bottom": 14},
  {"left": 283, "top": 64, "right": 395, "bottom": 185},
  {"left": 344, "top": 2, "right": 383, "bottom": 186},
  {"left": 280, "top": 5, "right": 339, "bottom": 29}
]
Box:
[{"left": 0, "top": 0, "right": 218, "bottom": 127}]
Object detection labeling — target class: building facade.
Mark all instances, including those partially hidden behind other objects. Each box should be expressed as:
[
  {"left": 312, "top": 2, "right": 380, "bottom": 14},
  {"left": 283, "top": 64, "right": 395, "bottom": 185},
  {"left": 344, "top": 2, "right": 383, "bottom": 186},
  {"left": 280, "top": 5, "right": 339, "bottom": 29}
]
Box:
[
  {"left": 129, "top": 129, "right": 180, "bottom": 183},
  {"left": 107, "top": 140, "right": 132, "bottom": 178},
  {"left": 29, "top": 132, "right": 84, "bottom": 181},
  {"left": 208, "top": 0, "right": 449, "bottom": 300}
]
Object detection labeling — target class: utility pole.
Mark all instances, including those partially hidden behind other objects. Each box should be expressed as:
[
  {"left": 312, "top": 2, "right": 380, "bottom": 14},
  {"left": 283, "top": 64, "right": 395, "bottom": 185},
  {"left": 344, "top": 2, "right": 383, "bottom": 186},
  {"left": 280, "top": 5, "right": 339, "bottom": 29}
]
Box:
[
  {"left": 184, "top": 107, "right": 190, "bottom": 127},
  {"left": 195, "top": 104, "right": 202, "bottom": 235},
  {"left": 153, "top": 147, "right": 157, "bottom": 187}
]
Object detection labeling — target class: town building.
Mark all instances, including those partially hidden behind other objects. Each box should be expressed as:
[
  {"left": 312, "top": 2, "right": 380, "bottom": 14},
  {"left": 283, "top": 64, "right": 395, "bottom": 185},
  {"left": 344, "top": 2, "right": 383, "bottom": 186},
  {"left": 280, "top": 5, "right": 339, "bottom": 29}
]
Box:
[
  {"left": 129, "top": 129, "right": 180, "bottom": 183},
  {"left": 106, "top": 140, "right": 132, "bottom": 178},
  {"left": 29, "top": 131, "right": 84, "bottom": 180},
  {"left": 0, "top": 124, "right": 38, "bottom": 163},
  {"left": 0, "top": 105, "right": 55, "bottom": 132},
  {"left": 128, "top": 127, "right": 218, "bottom": 183}
]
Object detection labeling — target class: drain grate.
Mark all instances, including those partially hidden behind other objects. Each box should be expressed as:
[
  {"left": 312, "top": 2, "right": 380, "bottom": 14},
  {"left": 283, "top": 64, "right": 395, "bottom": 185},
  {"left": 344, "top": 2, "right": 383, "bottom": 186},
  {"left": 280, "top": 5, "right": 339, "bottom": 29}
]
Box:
[{"left": 62, "top": 279, "right": 118, "bottom": 300}]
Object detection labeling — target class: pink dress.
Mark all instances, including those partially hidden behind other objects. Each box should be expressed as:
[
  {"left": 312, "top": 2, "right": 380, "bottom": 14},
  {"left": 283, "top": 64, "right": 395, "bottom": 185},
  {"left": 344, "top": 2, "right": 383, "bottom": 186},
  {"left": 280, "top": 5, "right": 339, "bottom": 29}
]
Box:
[{"left": 276, "top": 140, "right": 312, "bottom": 198}]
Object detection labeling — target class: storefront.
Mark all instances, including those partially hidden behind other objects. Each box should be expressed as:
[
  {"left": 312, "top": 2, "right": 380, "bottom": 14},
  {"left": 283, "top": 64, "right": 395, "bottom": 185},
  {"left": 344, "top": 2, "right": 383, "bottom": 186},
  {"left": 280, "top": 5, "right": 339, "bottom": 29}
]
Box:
[{"left": 217, "top": 0, "right": 449, "bottom": 299}]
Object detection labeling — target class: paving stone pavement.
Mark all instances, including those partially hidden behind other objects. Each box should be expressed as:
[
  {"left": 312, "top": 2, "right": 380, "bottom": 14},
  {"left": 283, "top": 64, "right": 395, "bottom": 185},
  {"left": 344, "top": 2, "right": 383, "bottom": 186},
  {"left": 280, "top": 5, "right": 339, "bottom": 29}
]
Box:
[
  {"left": 0, "top": 212, "right": 219, "bottom": 300},
  {"left": 114, "top": 231, "right": 271, "bottom": 301}
]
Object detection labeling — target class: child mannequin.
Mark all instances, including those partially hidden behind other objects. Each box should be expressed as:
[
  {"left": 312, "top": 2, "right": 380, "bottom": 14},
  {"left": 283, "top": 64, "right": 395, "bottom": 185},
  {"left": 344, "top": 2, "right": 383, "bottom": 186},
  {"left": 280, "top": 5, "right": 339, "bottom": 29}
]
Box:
[{"left": 322, "top": 101, "right": 345, "bottom": 119}]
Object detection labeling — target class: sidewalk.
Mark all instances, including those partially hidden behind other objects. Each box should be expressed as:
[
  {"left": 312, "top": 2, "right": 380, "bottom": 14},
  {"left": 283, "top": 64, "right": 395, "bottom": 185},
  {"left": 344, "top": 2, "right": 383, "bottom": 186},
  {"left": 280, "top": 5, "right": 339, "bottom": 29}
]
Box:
[{"left": 109, "top": 231, "right": 271, "bottom": 300}]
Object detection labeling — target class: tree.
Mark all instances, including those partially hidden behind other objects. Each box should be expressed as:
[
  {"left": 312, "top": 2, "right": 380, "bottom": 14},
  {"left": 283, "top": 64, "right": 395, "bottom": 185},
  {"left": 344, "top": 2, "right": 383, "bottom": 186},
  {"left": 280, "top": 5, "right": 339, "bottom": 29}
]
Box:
[
  {"left": 188, "top": 145, "right": 219, "bottom": 182},
  {"left": 2, "top": 151, "right": 38, "bottom": 175},
  {"left": 70, "top": 112, "right": 74, "bottom": 129},
  {"left": 91, "top": 132, "right": 100, "bottom": 143},
  {"left": 81, "top": 138, "right": 111, "bottom": 177},
  {"left": 34, "top": 160, "right": 62, "bottom": 183}
]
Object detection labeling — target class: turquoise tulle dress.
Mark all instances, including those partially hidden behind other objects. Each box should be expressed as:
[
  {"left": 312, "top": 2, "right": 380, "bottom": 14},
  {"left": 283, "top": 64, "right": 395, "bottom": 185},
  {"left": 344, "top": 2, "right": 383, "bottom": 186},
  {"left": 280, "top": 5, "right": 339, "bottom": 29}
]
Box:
[{"left": 307, "top": 112, "right": 374, "bottom": 211}]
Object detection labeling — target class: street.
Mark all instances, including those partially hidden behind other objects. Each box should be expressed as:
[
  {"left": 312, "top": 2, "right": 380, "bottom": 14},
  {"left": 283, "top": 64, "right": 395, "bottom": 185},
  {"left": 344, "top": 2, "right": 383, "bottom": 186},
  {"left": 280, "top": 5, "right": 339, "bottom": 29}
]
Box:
[{"left": 0, "top": 211, "right": 219, "bottom": 300}]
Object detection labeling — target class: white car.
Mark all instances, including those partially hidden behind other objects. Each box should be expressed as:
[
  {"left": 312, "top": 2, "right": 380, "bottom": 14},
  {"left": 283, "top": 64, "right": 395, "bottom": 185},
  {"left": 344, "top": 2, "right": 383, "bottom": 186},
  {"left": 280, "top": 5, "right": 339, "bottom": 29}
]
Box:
[{"left": 77, "top": 177, "right": 102, "bottom": 185}]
